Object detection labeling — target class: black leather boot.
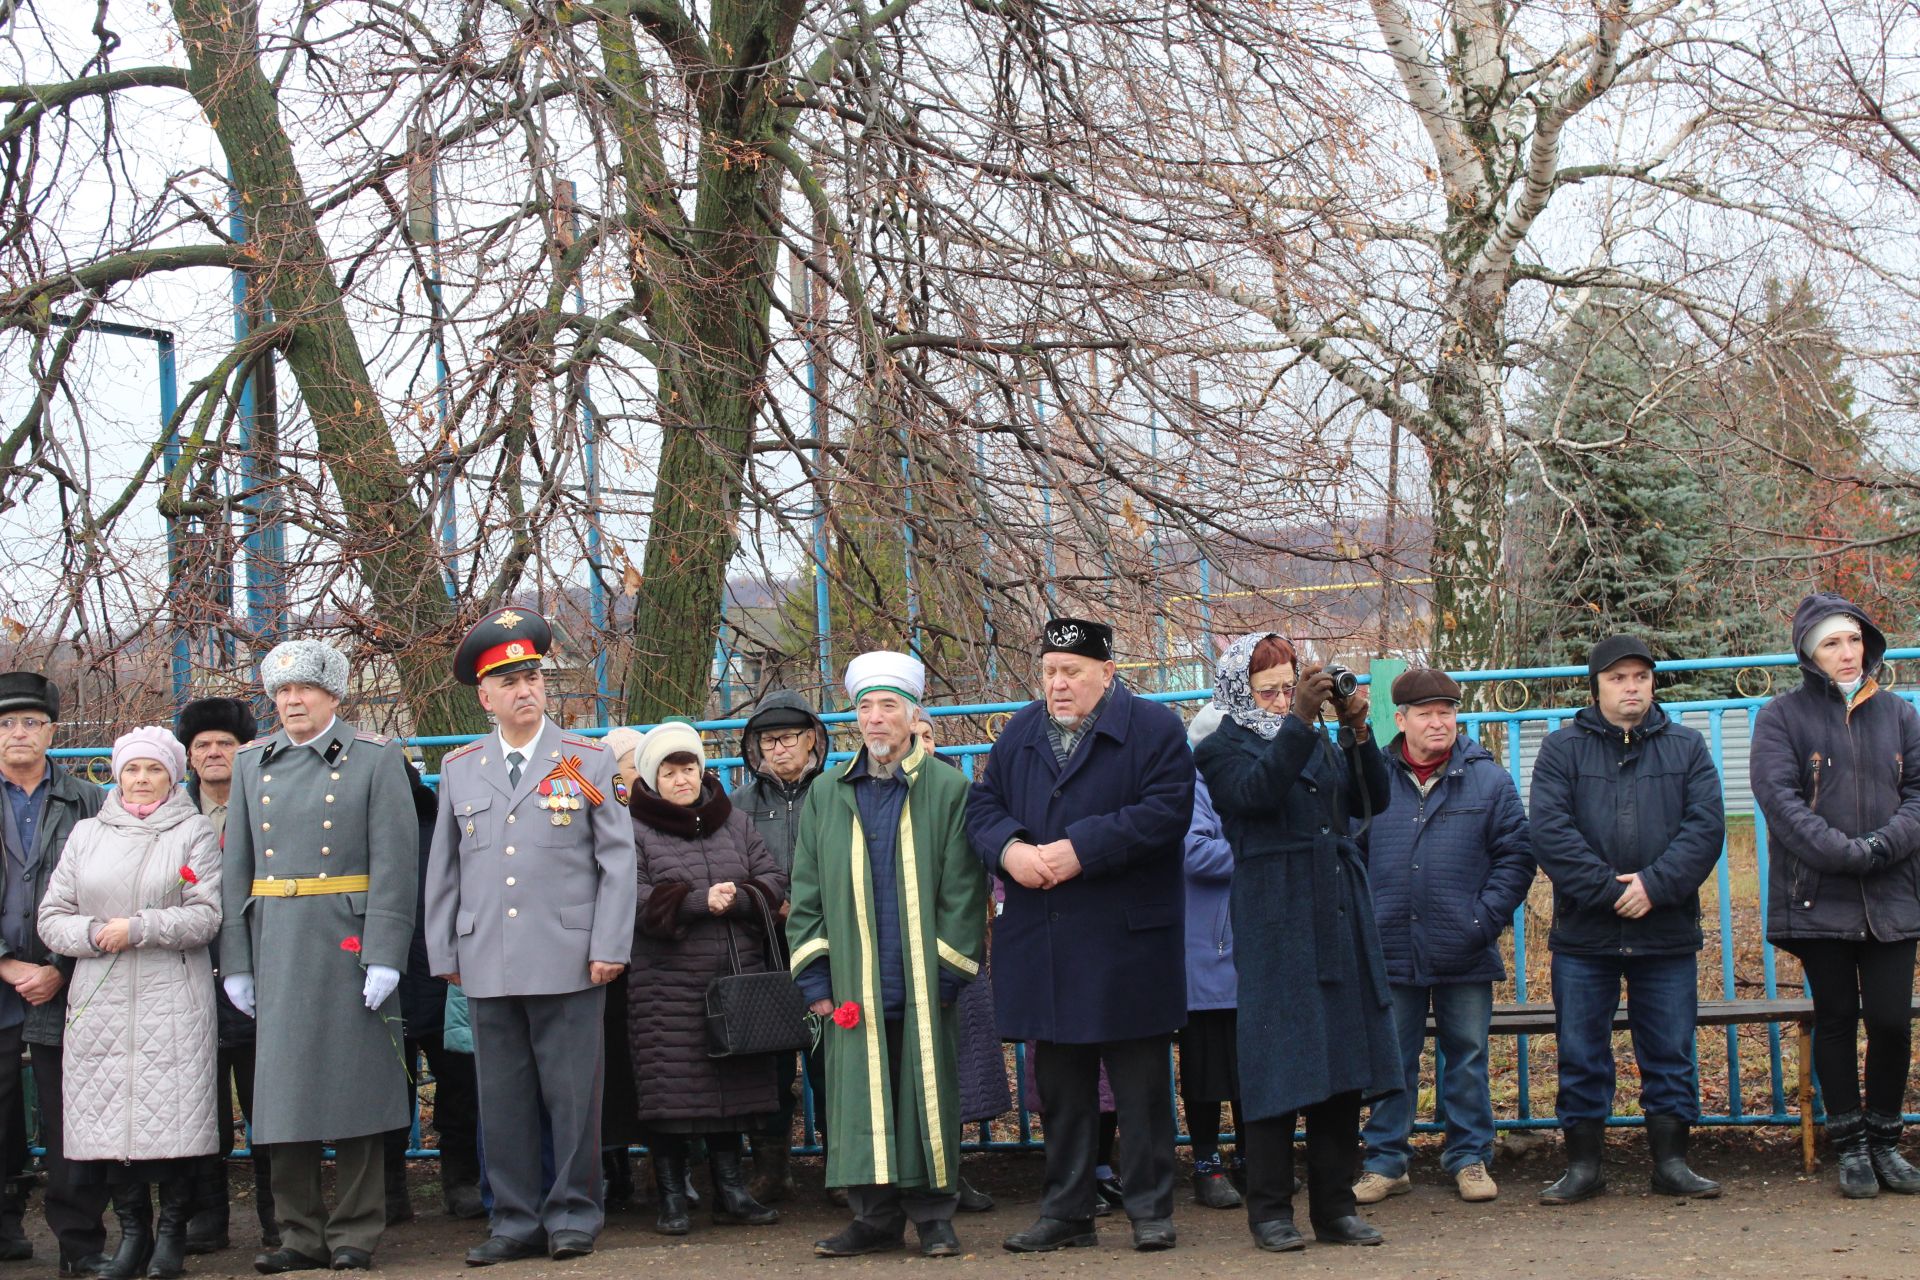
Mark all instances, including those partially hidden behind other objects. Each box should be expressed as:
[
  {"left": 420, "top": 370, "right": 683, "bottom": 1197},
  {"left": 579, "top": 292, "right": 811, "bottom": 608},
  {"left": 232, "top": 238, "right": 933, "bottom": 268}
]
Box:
[
  {"left": 99, "top": 1184, "right": 155, "bottom": 1280},
  {"left": 1646, "top": 1116, "right": 1720, "bottom": 1198},
  {"left": 0, "top": 1181, "right": 31, "bottom": 1262},
  {"left": 1540, "top": 1119, "right": 1607, "bottom": 1204},
  {"left": 148, "top": 1179, "right": 195, "bottom": 1279},
  {"left": 1865, "top": 1111, "right": 1920, "bottom": 1193},
  {"left": 652, "top": 1152, "right": 691, "bottom": 1236},
  {"left": 602, "top": 1148, "right": 634, "bottom": 1211},
  {"left": 1829, "top": 1111, "right": 1879, "bottom": 1198},
  {"left": 708, "top": 1149, "right": 778, "bottom": 1225},
  {"left": 383, "top": 1137, "right": 413, "bottom": 1225}
]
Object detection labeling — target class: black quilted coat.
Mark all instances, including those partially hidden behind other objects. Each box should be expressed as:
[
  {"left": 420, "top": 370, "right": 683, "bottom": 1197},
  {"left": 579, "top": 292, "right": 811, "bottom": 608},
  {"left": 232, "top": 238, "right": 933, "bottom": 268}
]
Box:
[{"left": 626, "top": 774, "right": 788, "bottom": 1129}]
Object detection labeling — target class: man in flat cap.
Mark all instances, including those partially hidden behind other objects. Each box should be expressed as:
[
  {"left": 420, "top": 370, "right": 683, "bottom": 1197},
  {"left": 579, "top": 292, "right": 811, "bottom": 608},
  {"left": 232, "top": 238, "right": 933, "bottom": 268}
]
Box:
[
  {"left": 788, "top": 651, "right": 987, "bottom": 1259},
  {"left": 425, "top": 607, "right": 635, "bottom": 1265},
  {"left": 219, "top": 641, "right": 419, "bottom": 1273},
  {"left": 175, "top": 698, "right": 281, "bottom": 1254},
  {"left": 1355, "top": 670, "right": 1534, "bottom": 1207},
  {"left": 0, "top": 672, "right": 108, "bottom": 1272},
  {"left": 965, "top": 619, "right": 1195, "bottom": 1253},
  {"left": 1530, "top": 636, "right": 1723, "bottom": 1204}
]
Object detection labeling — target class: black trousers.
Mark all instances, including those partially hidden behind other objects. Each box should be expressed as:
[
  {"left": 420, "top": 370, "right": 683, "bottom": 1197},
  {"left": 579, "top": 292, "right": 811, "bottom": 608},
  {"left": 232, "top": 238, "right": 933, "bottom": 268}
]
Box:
[
  {"left": 383, "top": 1033, "right": 480, "bottom": 1191},
  {"left": 27, "top": 1041, "right": 110, "bottom": 1260},
  {"left": 1033, "top": 1036, "right": 1176, "bottom": 1223},
  {"left": 1781, "top": 938, "right": 1918, "bottom": 1116},
  {"left": 188, "top": 1042, "right": 275, "bottom": 1239},
  {"left": 1242, "top": 1091, "right": 1362, "bottom": 1229}
]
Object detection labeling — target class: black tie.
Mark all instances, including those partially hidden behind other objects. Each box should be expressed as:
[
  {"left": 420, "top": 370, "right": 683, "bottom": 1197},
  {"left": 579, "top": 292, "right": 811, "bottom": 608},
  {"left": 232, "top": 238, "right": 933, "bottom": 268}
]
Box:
[{"left": 507, "top": 751, "right": 524, "bottom": 789}]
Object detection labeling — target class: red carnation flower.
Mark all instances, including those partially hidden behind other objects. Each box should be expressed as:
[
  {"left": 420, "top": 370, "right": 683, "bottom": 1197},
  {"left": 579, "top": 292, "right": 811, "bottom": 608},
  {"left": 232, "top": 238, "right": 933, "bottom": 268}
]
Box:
[
  {"left": 341, "top": 936, "right": 362, "bottom": 954},
  {"left": 178, "top": 866, "right": 198, "bottom": 885},
  {"left": 831, "top": 1001, "right": 861, "bottom": 1029}
]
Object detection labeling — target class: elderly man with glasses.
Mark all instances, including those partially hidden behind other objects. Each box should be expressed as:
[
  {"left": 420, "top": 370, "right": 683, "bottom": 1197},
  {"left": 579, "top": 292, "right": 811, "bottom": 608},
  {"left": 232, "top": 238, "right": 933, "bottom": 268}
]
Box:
[
  {"left": 0, "top": 672, "right": 109, "bottom": 1274},
  {"left": 734, "top": 693, "right": 831, "bottom": 1204}
]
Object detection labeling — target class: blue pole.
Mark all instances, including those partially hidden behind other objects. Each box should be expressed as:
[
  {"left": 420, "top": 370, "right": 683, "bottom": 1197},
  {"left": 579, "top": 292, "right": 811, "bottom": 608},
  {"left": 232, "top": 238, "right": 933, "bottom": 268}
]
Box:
[
  {"left": 976, "top": 418, "right": 996, "bottom": 684},
  {"left": 422, "top": 151, "right": 459, "bottom": 592},
  {"left": 230, "top": 181, "right": 284, "bottom": 654},
  {"left": 156, "top": 333, "right": 189, "bottom": 707},
  {"left": 558, "top": 179, "right": 610, "bottom": 725},
  {"left": 805, "top": 259, "right": 833, "bottom": 694}
]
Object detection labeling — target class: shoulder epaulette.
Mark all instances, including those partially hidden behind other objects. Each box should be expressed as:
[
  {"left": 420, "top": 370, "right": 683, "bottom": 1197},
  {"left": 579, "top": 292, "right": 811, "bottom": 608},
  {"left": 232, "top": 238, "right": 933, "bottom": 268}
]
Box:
[
  {"left": 561, "top": 735, "right": 606, "bottom": 752},
  {"left": 354, "top": 730, "right": 392, "bottom": 745},
  {"left": 443, "top": 740, "right": 484, "bottom": 761},
  {"left": 239, "top": 736, "right": 272, "bottom": 753}
]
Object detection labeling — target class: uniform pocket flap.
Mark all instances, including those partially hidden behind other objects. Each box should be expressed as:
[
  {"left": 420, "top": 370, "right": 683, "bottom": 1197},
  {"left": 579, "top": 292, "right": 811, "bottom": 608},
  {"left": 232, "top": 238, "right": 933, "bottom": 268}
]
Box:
[
  {"left": 456, "top": 910, "right": 476, "bottom": 937},
  {"left": 558, "top": 902, "right": 595, "bottom": 931},
  {"left": 1125, "top": 903, "right": 1179, "bottom": 932}
]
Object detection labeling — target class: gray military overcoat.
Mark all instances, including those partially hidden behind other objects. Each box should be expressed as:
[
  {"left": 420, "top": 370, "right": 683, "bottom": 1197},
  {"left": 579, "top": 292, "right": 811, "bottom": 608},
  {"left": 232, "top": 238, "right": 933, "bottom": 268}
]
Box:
[
  {"left": 219, "top": 719, "right": 417, "bottom": 1143},
  {"left": 424, "top": 720, "right": 635, "bottom": 997}
]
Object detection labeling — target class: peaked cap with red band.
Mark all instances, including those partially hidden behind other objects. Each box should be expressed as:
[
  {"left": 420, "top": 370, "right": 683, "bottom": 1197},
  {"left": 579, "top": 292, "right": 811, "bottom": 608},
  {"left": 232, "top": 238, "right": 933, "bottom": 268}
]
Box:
[{"left": 454, "top": 606, "right": 553, "bottom": 686}]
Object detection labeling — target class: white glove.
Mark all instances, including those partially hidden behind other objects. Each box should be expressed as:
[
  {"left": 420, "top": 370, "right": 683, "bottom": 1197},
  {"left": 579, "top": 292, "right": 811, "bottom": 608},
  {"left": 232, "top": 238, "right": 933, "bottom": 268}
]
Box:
[
  {"left": 223, "top": 974, "right": 256, "bottom": 1018},
  {"left": 363, "top": 964, "right": 400, "bottom": 1010}
]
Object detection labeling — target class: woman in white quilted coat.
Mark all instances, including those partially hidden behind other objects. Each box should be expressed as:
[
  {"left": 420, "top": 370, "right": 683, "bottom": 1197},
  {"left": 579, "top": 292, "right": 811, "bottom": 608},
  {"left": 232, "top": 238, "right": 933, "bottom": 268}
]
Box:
[{"left": 39, "top": 727, "right": 221, "bottom": 1280}]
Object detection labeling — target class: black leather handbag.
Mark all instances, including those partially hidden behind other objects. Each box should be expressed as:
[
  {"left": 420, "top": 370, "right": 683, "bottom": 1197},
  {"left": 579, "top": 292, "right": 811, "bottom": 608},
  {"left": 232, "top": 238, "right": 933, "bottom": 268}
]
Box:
[{"left": 704, "top": 885, "right": 811, "bottom": 1058}]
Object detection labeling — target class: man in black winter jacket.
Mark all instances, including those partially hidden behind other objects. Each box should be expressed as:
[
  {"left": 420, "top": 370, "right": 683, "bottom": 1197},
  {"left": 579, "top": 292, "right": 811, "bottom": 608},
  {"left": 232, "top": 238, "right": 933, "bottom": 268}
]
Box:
[
  {"left": 734, "top": 691, "right": 829, "bottom": 1204},
  {"left": 1529, "top": 636, "right": 1724, "bottom": 1206}
]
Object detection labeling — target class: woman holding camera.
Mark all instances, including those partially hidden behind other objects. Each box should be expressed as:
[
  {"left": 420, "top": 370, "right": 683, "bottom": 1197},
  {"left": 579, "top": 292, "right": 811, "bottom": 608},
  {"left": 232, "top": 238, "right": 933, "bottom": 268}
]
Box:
[{"left": 1194, "top": 634, "right": 1399, "bottom": 1252}]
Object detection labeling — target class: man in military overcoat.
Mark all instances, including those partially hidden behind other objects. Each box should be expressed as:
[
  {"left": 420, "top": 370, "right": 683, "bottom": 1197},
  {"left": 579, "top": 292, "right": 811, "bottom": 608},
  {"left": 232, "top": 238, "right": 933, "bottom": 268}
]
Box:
[
  {"left": 219, "top": 641, "right": 417, "bottom": 1273},
  {"left": 425, "top": 607, "right": 635, "bottom": 1265}
]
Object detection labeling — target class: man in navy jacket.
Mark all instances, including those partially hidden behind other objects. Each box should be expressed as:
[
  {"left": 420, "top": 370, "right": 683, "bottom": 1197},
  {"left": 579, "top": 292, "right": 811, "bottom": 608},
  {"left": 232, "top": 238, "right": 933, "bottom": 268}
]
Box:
[
  {"left": 1530, "top": 636, "right": 1724, "bottom": 1205},
  {"left": 1355, "top": 669, "right": 1533, "bottom": 1206},
  {"left": 966, "top": 618, "right": 1194, "bottom": 1254}
]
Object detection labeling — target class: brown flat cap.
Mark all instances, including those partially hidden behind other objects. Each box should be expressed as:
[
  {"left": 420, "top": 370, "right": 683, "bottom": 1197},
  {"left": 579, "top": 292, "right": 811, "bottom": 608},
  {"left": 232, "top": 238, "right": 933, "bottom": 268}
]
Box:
[{"left": 1391, "top": 667, "right": 1462, "bottom": 706}]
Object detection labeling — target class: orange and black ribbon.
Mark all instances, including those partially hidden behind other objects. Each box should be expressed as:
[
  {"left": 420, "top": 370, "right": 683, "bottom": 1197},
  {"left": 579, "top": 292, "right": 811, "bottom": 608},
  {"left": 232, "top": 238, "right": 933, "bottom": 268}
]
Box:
[{"left": 542, "top": 755, "right": 606, "bottom": 807}]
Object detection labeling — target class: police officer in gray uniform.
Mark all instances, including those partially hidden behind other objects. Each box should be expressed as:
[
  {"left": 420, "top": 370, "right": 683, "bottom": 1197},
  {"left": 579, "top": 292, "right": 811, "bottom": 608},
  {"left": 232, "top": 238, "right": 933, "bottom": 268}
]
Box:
[
  {"left": 425, "top": 607, "right": 636, "bottom": 1265},
  {"left": 219, "top": 641, "right": 418, "bottom": 1274}
]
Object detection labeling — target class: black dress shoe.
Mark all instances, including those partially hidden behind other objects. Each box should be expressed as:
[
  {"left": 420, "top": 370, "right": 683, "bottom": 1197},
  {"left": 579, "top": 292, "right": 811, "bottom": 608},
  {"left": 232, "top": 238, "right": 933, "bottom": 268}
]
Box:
[
  {"left": 813, "top": 1221, "right": 905, "bottom": 1258},
  {"left": 329, "top": 1246, "right": 373, "bottom": 1270},
  {"left": 1251, "top": 1219, "right": 1305, "bottom": 1253},
  {"left": 1094, "top": 1174, "right": 1126, "bottom": 1216},
  {"left": 464, "top": 1236, "right": 544, "bottom": 1267},
  {"left": 253, "top": 1247, "right": 330, "bottom": 1275},
  {"left": 917, "top": 1220, "right": 961, "bottom": 1258},
  {"left": 1002, "top": 1218, "right": 1097, "bottom": 1253},
  {"left": 547, "top": 1231, "right": 594, "bottom": 1260},
  {"left": 1130, "top": 1218, "right": 1177, "bottom": 1251},
  {"left": 1314, "top": 1215, "right": 1384, "bottom": 1246},
  {"left": 57, "top": 1253, "right": 104, "bottom": 1277},
  {"left": 956, "top": 1177, "right": 994, "bottom": 1213}
]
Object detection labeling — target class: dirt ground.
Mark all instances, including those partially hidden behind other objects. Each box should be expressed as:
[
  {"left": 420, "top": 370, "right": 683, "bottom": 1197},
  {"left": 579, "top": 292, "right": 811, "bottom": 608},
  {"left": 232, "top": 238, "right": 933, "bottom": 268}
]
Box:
[{"left": 19, "top": 1131, "right": 1920, "bottom": 1280}]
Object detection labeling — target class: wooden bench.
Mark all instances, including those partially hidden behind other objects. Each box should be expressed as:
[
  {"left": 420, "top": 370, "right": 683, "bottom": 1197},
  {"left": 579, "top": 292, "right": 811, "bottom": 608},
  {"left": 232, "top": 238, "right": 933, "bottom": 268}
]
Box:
[{"left": 1435, "top": 997, "right": 1883, "bottom": 1173}]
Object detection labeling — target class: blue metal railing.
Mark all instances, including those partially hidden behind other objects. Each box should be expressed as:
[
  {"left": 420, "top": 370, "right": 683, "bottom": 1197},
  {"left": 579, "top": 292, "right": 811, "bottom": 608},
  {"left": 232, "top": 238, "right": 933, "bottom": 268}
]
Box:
[{"left": 53, "top": 647, "right": 1916, "bottom": 1155}]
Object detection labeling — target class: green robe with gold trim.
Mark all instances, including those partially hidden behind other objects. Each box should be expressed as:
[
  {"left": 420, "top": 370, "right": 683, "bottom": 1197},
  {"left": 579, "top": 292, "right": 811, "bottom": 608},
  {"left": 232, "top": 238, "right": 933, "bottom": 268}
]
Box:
[{"left": 786, "top": 742, "right": 988, "bottom": 1190}]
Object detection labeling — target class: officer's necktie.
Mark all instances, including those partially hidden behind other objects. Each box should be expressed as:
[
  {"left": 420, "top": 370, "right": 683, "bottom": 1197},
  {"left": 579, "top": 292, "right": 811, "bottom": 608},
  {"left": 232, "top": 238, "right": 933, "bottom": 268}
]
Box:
[{"left": 507, "top": 751, "right": 524, "bottom": 789}]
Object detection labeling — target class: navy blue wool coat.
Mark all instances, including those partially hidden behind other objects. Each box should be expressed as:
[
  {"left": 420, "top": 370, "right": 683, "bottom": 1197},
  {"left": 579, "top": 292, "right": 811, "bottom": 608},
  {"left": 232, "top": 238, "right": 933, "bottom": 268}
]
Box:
[
  {"left": 1369, "top": 736, "right": 1535, "bottom": 987},
  {"left": 965, "top": 681, "right": 1194, "bottom": 1044},
  {"left": 1195, "top": 714, "right": 1401, "bottom": 1121}
]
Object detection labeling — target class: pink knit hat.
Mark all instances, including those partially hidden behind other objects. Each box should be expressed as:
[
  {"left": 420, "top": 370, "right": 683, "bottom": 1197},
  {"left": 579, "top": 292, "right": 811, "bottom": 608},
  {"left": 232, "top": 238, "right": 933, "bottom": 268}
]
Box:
[{"left": 112, "top": 725, "right": 187, "bottom": 787}]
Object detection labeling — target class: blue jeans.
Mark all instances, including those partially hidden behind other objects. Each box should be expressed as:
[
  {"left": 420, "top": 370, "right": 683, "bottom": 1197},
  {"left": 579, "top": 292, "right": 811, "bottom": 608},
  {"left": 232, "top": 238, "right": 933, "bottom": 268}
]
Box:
[
  {"left": 1551, "top": 952, "right": 1700, "bottom": 1125},
  {"left": 1361, "top": 982, "right": 1495, "bottom": 1176}
]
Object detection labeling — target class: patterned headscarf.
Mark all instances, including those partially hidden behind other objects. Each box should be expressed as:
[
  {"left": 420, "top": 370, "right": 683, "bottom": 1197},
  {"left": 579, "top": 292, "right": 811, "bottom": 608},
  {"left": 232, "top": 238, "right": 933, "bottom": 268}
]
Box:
[{"left": 1214, "top": 632, "right": 1291, "bottom": 741}]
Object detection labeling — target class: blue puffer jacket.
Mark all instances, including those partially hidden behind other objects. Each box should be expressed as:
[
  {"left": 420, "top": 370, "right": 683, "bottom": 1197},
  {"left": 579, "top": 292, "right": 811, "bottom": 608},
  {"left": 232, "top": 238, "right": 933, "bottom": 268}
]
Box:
[
  {"left": 1529, "top": 702, "right": 1725, "bottom": 958},
  {"left": 1369, "top": 736, "right": 1535, "bottom": 986}
]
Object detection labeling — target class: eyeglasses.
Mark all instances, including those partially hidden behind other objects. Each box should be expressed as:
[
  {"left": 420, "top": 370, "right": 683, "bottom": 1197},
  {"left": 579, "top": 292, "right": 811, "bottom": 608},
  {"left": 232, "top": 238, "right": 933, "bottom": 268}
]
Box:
[
  {"left": 0, "top": 716, "right": 50, "bottom": 734},
  {"left": 760, "top": 730, "right": 811, "bottom": 750},
  {"left": 1249, "top": 684, "right": 1295, "bottom": 704}
]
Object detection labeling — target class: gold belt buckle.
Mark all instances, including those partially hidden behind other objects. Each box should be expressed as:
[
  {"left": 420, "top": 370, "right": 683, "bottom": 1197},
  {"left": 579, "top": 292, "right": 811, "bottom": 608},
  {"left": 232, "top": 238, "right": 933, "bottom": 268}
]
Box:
[{"left": 279, "top": 880, "right": 300, "bottom": 898}]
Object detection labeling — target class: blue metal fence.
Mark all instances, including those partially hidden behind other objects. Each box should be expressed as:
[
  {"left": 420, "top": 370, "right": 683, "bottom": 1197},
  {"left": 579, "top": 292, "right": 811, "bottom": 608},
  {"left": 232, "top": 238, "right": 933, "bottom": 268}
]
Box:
[{"left": 56, "top": 647, "right": 1916, "bottom": 1154}]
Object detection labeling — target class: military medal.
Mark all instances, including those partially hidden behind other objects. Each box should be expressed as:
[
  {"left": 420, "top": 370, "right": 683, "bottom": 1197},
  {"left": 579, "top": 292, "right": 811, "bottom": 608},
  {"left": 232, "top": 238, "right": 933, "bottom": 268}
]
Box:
[{"left": 537, "top": 756, "right": 604, "bottom": 826}]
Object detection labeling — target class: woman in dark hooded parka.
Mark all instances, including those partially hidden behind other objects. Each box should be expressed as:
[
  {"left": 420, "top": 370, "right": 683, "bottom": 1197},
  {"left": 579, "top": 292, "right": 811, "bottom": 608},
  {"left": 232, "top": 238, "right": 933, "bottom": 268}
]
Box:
[{"left": 1751, "top": 592, "right": 1920, "bottom": 1198}]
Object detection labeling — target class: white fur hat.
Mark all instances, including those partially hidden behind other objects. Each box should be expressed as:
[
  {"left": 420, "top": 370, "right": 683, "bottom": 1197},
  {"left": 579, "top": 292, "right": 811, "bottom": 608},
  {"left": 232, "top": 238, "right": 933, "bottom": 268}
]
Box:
[{"left": 260, "top": 640, "right": 349, "bottom": 701}]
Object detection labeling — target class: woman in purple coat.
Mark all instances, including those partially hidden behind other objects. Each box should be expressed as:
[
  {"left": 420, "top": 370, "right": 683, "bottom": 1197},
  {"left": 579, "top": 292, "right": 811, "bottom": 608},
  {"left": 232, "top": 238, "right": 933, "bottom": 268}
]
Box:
[{"left": 1181, "top": 706, "right": 1243, "bottom": 1209}]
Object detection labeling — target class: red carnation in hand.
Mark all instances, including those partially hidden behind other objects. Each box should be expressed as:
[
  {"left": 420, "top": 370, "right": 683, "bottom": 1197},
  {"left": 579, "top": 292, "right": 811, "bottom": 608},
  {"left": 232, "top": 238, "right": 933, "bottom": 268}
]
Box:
[
  {"left": 341, "top": 936, "right": 362, "bottom": 954},
  {"left": 178, "top": 865, "right": 198, "bottom": 885},
  {"left": 831, "top": 1001, "right": 861, "bottom": 1029}
]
